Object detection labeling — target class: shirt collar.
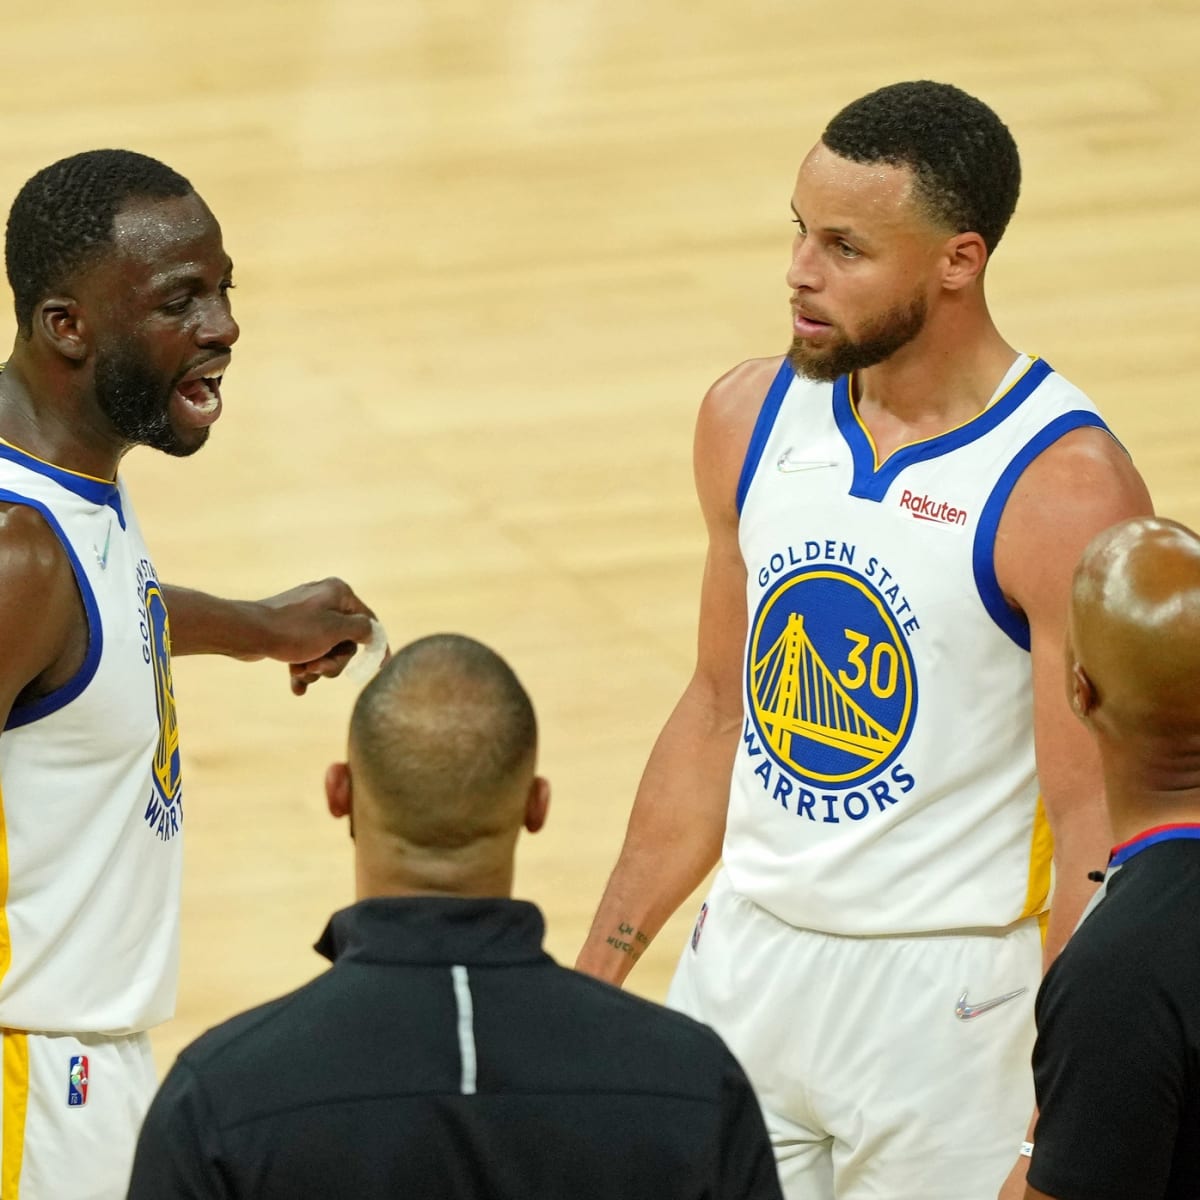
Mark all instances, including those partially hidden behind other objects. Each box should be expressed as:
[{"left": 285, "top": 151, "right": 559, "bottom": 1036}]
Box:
[
  {"left": 1109, "top": 822, "right": 1200, "bottom": 868},
  {"left": 314, "top": 896, "right": 551, "bottom": 967}
]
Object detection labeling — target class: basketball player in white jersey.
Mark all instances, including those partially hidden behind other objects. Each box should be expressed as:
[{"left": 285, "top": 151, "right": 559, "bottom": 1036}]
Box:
[
  {"left": 576, "top": 82, "right": 1153, "bottom": 1200},
  {"left": 0, "top": 151, "right": 376, "bottom": 1199}
]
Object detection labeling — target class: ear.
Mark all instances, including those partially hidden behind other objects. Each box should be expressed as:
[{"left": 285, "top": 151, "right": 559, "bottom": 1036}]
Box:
[
  {"left": 325, "top": 761, "right": 353, "bottom": 820},
  {"left": 524, "top": 775, "right": 550, "bottom": 834},
  {"left": 1070, "top": 662, "right": 1098, "bottom": 721},
  {"left": 34, "top": 297, "right": 89, "bottom": 362},
  {"left": 938, "top": 232, "right": 988, "bottom": 292}
]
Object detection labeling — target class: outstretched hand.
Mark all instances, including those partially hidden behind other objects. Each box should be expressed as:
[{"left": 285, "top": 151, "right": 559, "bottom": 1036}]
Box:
[{"left": 255, "top": 577, "right": 377, "bottom": 695}]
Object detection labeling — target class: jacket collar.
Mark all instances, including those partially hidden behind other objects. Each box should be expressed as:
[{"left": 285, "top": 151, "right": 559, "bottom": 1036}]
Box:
[{"left": 314, "top": 896, "right": 552, "bottom": 967}]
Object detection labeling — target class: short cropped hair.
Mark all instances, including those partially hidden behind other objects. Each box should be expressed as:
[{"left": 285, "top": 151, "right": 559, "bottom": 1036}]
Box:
[
  {"left": 6, "top": 149, "right": 193, "bottom": 334},
  {"left": 349, "top": 634, "right": 538, "bottom": 846},
  {"left": 822, "top": 81, "right": 1021, "bottom": 253}
]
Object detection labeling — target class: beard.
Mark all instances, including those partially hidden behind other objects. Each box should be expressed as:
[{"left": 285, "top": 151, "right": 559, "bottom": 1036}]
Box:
[
  {"left": 788, "top": 291, "right": 928, "bottom": 383},
  {"left": 93, "top": 339, "right": 207, "bottom": 458}
]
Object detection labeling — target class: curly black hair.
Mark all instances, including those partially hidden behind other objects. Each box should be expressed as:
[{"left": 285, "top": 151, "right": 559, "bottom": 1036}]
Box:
[
  {"left": 6, "top": 149, "right": 193, "bottom": 335},
  {"left": 822, "top": 81, "right": 1020, "bottom": 254}
]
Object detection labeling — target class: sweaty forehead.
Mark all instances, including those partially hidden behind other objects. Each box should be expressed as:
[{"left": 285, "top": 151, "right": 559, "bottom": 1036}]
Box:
[
  {"left": 107, "top": 192, "right": 226, "bottom": 283},
  {"left": 793, "top": 142, "right": 920, "bottom": 229}
]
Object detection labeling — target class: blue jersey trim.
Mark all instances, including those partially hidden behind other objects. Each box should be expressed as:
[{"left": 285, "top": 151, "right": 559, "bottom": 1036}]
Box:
[
  {"left": 1109, "top": 824, "right": 1200, "bottom": 867},
  {"left": 971, "top": 411, "right": 1112, "bottom": 650},
  {"left": 736, "top": 360, "right": 796, "bottom": 515},
  {"left": 838, "top": 358, "right": 1056, "bottom": 502},
  {"left": 0, "top": 439, "right": 125, "bottom": 529},
  {"left": 0, "top": 490, "right": 104, "bottom": 729}
]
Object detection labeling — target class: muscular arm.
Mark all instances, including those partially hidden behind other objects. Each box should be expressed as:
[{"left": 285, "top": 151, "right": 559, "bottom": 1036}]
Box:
[
  {"left": 996, "top": 428, "right": 1152, "bottom": 963},
  {"left": 995, "top": 427, "right": 1152, "bottom": 1200},
  {"left": 575, "top": 359, "right": 777, "bottom": 984},
  {"left": 163, "top": 578, "right": 375, "bottom": 695},
  {"left": 0, "top": 503, "right": 84, "bottom": 724}
]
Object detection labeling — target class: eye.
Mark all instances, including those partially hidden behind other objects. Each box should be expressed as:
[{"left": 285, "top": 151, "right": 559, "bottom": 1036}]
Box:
[
  {"left": 791, "top": 217, "right": 806, "bottom": 235},
  {"left": 161, "top": 295, "right": 192, "bottom": 316},
  {"left": 837, "top": 240, "right": 860, "bottom": 259},
  {"left": 220, "top": 280, "right": 236, "bottom": 296}
]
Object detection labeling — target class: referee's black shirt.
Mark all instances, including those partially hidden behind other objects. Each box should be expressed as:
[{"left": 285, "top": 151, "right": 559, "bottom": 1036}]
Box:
[
  {"left": 1029, "top": 835, "right": 1200, "bottom": 1200},
  {"left": 127, "top": 897, "right": 783, "bottom": 1199}
]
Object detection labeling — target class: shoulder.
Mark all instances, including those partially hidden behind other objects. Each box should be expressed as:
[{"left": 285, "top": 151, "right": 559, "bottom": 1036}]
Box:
[
  {"left": 553, "top": 965, "right": 741, "bottom": 1070},
  {"left": 1002, "top": 398, "right": 1151, "bottom": 536},
  {"left": 1042, "top": 859, "right": 1194, "bottom": 1014},
  {"left": 695, "top": 356, "right": 788, "bottom": 521},
  {"left": 173, "top": 982, "right": 317, "bottom": 1079},
  {"left": 0, "top": 501, "right": 78, "bottom": 684},
  {"left": 1015, "top": 422, "right": 1147, "bottom": 509},
  {"left": 996, "top": 423, "right": 1152, "bottom": 612},
  {"left": 0, "top": 499, "right": 72, "bottom": 574},
  {"left": 698, "top": 357, "right": 787, "bottom": 429}
]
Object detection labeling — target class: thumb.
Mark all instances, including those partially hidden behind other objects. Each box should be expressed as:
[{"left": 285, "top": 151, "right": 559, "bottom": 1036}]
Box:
[{"left": 336, "top": 612, "right": 375, "bottom": 646}]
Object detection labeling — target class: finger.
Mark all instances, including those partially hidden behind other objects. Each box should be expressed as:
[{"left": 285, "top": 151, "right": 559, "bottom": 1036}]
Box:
[
  {"left": 291, "top": 643, "right": 356, "bottom": 683},
  {"left": 320, "top": 577, "right": 377, "bottom": 622},
  {"left": 336, "top": 612, "right": 374, "bottom": 646}
]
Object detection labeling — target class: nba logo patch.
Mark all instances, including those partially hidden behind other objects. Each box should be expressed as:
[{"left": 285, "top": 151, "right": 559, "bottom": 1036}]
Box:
[
  {"left": 690, "top": 902, "right": 709, "bottom": 952},
  {"left": 68, "top": 1056, "right": 88, "bottom": 1107}
]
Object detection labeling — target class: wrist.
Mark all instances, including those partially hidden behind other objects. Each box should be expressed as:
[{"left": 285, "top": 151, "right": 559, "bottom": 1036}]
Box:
[{"left": 214, "top": 598, "right": 275, "bottom": 661}]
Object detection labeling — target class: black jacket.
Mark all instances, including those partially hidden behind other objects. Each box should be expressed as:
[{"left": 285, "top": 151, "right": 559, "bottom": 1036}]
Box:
[
  {"left": 127, "top": 896, "right": 783, "bottom": 1199},
  {"left": 1030, "top": 838, "right": 1200, "bottom": 1200}
]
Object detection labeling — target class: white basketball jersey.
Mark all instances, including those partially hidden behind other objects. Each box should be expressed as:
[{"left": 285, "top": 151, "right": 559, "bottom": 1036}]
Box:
[
  {"left": 0, "top": 440, "right": 183, "bottom": 1034},
  {"left": 724, "top": 355, "right": 1112, "bottom": 935}
]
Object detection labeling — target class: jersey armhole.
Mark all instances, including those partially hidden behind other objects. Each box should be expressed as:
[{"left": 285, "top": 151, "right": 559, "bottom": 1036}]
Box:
[
  {"left": 972, "top": 411, "right": 1115, "bottom": 649},
  {"left": 0, "top": 490, "right": 104, "bottom": 729},
  {"left": 735, "top": 360, "right": 795, "bottom": 516}
]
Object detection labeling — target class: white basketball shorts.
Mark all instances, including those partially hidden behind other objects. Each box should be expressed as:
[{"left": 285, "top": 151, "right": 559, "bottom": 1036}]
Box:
[
  {"left": 0, "top": 1028, "right": 157, "bottom": 1199},
  {"left": 667, "top": 868, "right": 1040, "bottom": 1200}
]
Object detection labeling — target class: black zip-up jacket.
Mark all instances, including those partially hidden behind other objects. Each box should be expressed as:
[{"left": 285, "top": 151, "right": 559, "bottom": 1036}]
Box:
[{"left": 127, "top": 896, "right": 784, "bottom": 1199}]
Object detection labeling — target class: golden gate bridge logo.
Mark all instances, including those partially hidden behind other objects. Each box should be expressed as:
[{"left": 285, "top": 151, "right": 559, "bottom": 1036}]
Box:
[
  {"left": 143, "top": 580, "right": 181, "bottom": 806},
  {"left": 747, "top": 566, "right": 916, "bottom": 784}
]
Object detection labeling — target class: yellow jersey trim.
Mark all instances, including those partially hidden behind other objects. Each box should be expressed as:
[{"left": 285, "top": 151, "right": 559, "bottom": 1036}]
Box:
[
  {"left": 848, "top": 355, "right": 1040, "bottom": 471},
  {"left": 0, "top": 781, "right": 10, "bottom": 990},
  {"left": 1020, "top": 794, "right": 1054, "bottom": 944},
  {"left": 1, "top": 1031, "right": 28, "bottom": 1198},
  {"left": 0, "top": 437, "right": 114, "bottom": 486}
]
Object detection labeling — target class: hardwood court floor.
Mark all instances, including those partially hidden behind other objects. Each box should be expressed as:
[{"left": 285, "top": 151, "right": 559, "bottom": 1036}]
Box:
[{"left": 0, "top": 0, "right": 1197, "bottom": 1072}]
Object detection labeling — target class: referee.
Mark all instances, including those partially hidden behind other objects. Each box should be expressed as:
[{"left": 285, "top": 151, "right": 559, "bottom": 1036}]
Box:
[
  {"left": 1024, "top": 517, "right": 1200, "bottom": 1200},
  {"left": 127, "top": 634, "right": 783, "bottom": 1199}
]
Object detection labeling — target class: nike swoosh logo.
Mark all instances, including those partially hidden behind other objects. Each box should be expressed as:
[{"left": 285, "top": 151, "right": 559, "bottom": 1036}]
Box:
[
  {"left": 954, "top": 987, "right": 1028, "bottom": 1020},
  {"left": 777, "top": 450, "right": 837, "bottom": 473},
  {"left": 94, "top": 519, "right": 112, "bottom": 570}
]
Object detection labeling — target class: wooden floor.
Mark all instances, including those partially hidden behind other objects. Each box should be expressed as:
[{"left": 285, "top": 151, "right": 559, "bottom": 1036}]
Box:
[{"left": 1, "top": 0, "right": 1198, "bottom": 1072}]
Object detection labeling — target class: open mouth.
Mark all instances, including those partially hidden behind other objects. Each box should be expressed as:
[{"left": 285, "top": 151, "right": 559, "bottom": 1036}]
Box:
[
  {"left": 793, "top": 311, "right": 832, "bottom": 336},
  {"left": 172, "top": 363, "right": 226, "bottom": 427}
]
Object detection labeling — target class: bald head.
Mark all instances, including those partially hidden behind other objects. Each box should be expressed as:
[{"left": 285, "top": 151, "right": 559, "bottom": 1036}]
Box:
[
  {"left": 1070, "top": 517, "right": 1200, "bottom": 738},
  {"left": 347, "top": 634, "right": 538, "bottom": 851}
]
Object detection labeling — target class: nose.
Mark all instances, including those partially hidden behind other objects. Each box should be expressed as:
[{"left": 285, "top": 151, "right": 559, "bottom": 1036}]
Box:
[
  {"left": 786, "top": 233, "right": 820, "bottom": 293},
  {"left": 198, "top": 297, "right": 240, "bottom": 349}
]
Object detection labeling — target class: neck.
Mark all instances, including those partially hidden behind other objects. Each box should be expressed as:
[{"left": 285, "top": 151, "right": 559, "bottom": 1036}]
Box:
[
  {"left": 853, "top": 301, "right": 1016, "bottom": 440},
  {"left": 0, "top": 347, "right": 123, "bottom": 479},
  {"left": 1101, "top": 744, "right": 1200, "bottom": 847},
  {"left": 354, "top": 835, "right": 517, "bottom": 901}
]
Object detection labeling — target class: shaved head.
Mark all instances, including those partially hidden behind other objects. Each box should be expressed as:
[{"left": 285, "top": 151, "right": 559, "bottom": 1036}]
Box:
[
  {"left": 348, "top": 634, "right": 538, "bottom": 850},
  {"left": 1070, "top": 517, "right": 1200, "bottom": 737}
]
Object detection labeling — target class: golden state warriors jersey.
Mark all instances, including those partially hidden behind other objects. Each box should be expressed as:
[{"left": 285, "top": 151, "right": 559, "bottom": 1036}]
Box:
[
  {"left": 0, "top": 441, "right": 183, "bottom": 1033},
  {"left": 725, "top": 355, "right": 1111, "bottom": 935}
]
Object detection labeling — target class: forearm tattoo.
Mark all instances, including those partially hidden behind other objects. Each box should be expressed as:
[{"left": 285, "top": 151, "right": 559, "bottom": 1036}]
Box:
[{"left": 606, "top": 921, "right": 651, "bottom": 960}]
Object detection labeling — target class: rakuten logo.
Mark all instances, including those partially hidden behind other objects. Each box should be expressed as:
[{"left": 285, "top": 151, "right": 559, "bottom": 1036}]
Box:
[{"left": 898, "top": 489, "right": 968, "bottom": 526}]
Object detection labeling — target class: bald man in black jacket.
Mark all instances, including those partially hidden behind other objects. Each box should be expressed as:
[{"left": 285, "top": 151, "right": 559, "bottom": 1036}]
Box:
[{"left": 128, "top": 634, "right": 783, "bottom": 1200}]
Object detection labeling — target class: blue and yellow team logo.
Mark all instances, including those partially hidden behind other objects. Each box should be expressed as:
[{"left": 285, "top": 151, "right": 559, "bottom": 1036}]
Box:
[
  {"left": 747, "top": 565, "right": 917, "bottom": 785},
  {"left": 143, "top": 581, "right": 181, "bottom": 805}
]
